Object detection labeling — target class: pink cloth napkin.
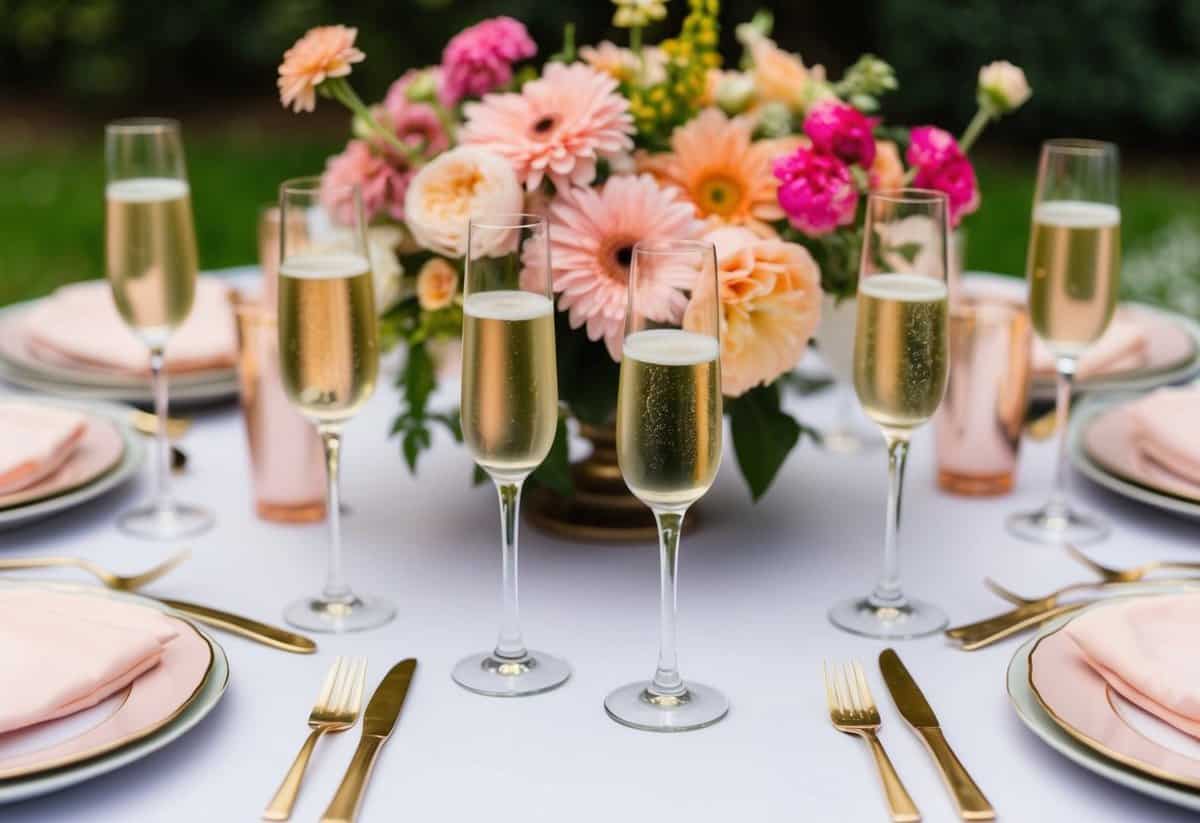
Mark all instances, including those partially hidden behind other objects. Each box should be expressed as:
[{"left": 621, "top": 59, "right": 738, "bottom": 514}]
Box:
[
  {"left": 1128, "top": 387, "right": 1200, "bottom": 486},
  {"left": 1066, "top": 593, "right": 1200, "bottom": 739},
  {"left": 1032, "top": 313, "right": 1147, "bottom": 378},
  {"left": 24, "top": 278, "right": 237, "bottom": 375},
  {"left": 0, "top": 589, "right": 178, "bottom": 735},
  {"left": 0, "top": 403, "right": 88, "bottom": 496}
]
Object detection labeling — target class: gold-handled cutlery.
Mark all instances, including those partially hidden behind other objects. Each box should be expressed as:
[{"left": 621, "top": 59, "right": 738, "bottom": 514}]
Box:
[
  {"left": 263, "top": 657, "right": 368, "bottom": 821},
  {"left": 322, "top": 659, "right": 417, "bottom": 823},
  {"left": 879, "top": 649, "right": 994, "bottom": 821},
  {"left": 129, "top": 408, "right": 191, "bottom": 439},
  {"left": 824, "top": 661, "right": 921, "bottom": 822},
  {"left": 0, "top": 550, "right": 191, "bottom": 592},
  {"left": 0, "top": 554, "right": 317, "bottom": 654},
  {"left": 1061, "top": 542, "right": 1200, "bottom": 582}
]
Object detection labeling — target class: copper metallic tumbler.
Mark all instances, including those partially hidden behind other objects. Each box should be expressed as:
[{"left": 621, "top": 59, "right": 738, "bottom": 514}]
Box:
[{"left": 935, "top": 296, "right": 1033, "bottom": 495}]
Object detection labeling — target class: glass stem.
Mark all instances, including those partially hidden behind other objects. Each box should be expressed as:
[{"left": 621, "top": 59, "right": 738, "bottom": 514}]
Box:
[
  {"left": 318, "top": 425, "right": 351, "bottom": 603},
  {"left": 493, "top": 478, "right": 528, "bottom": 660},
  {"left": 1048, "top": 357, "right": 1078, "bottom": 516},
  {"left": 149, "top": 349, "right": 172, "bottom": 515},
  {"left": 649, "top": 509, "right": 686, "bottom": 698},
  {"left": 870, "top": 436, "right": 910, "bottom": 609}
]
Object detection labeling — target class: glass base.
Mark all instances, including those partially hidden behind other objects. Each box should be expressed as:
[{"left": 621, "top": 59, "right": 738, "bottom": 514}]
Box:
[
  {"left": 117, "top": 501, "right": 214, "bottom": 540},
  {"left": 452, "top": 650, "right": 570, "bottom": 697},
  {"left": 822, "top": 425, "right": 881, "bottom": 455},
  {"left": 1006, "top": 504, "right": 1109, "bottom": 545},
  {"left": 828, "top": 596, "right": 948, "bottom": 640},
  {"left": 283, "top": 593, "right": 395, "bottom": 633},
  {"left": 604, "top": 681, "right": 729, "bottom": 732}
]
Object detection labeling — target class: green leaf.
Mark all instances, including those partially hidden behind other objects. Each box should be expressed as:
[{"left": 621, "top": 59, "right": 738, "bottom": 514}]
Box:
[
  {"left": 431, "top": 410, "right": 462, "bottom": 442},
  {"left": 401, "top": 424, "right": 432, "bottom": 472},
  {"left": 555, "top": 312, "right": 619, "bottom": 425},
  {"left": 530, "top": 416, "right": 573, "bottom": 497},
  {"left": 403, "top": 342, "right": 435, "bottom": 418},
  {"left": 472, "top": 464, "right": 489, "bottom": 486},
  {"left": 727, "top": 384, "right": 802, "bottom": 502}
]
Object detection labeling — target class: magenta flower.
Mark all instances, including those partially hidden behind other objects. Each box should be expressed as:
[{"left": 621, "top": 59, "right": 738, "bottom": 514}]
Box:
[
  {"left": 321, "top": 140, "right": 413, "bottom": 224},
  {"left": 773, "top": 146, "right": 859, "bottom": 236},
  {"left": 906, "top": 126, "right": 980, "bottom": 227},
  {"left": 440, "top": 17, "right": 536, "bottom": 107},
  {"left": 803, "top": 101, "right": 878, "bottom": 167}
]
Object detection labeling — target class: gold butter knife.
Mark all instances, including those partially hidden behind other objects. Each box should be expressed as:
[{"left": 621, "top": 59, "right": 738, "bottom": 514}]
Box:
[
  {"left": 155, "top": 598, "right": 316, "bottom": 655},
  {"left": 321, "top": 658, "right": 417, "bottom": 823},
  {"left": 879, "top": 649, "right": 994, "bottom": 821}
]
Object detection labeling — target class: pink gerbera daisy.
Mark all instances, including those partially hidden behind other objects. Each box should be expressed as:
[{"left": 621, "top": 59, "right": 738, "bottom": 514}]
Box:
[
  {"left": 459, "top": 62, "right": 634, "bottom": 191},
  {"left": 545, "top": 174, "right": 706, "bottom": 359}
]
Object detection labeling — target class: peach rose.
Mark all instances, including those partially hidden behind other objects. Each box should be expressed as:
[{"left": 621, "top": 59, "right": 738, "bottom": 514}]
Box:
[
  {"left": 869, "top": 140, "right": 905, "bottom": 191},
  {"left": 685, "top": 227, "right": 823, "bottom": 396},
  {"left": 751, "top": 40, "right": 812, "bottom": 112},
  {"left": 416, "top": 257, "right": 459, "bottom": 311},
  {"left": 403, "top": 147, "right": 523, "bottom": 258}
]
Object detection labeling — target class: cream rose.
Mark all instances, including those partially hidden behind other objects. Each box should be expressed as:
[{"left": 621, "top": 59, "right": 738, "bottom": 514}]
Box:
[
  {"left": 685, "top": 227, "right": 823, "bottom": 397},
  {"left": 978, "top": 61, "right": 1031, "bottom": 114},
  {"left": 366, "top": 225, "right": 405, "bottom": 312},
  {"left": 404, "top": 147, "right": 523, "bottom": 258},
  {"left": 415, "top": 257, "right": 459, "bottom": 311}
]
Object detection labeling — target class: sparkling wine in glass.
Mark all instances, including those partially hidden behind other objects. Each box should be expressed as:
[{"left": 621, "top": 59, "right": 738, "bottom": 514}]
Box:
[
  {"left": 606, "top": 239, "right": 727, "bottom": 732},
  {"left": 453, "top": 214, "right": 570, "bottom": 696},
  {"left": 829, "top": 189, "right": 951, "bottom": 639},
  {"left": 276, "top": 177, "right": 393, "bottom": 632},
  {"left": 1009, "top": 140, "right": 1120, "bottom": 545},
  {"left": 105, "top": 118, "right": 212, "bottom": 539}
]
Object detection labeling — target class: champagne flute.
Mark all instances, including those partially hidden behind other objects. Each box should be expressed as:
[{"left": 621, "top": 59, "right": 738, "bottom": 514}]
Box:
[
  {"left": 606, "top": 239, "right": 726, "bottom": 732},
  {"left": 454, "top": 213, "right": 570, "bottom": 696},
  {"left": 276, "top": 177, "right": 393, "bottom": 632},
  {"left": 105, "top": 118, "right": 213, "bottom": 539},
  {"left": 1008, "top": 139, "right": 1120, "bottom": 545},
  {"left": 829, "top": 189, "right": 951, "bottom": 639}
]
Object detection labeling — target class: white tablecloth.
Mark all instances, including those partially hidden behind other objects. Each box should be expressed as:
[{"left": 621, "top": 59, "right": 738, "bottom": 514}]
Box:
[{"left": 3, "top": 326, "right": 1198, "bottom": 822}]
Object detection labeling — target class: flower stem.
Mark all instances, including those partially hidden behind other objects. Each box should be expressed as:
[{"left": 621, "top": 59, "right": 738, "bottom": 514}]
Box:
[
  {"left": 958, "top": 107, "right": 992, "bottom": 156},
  {"left": 325, "top": 77, "right": 424, "bottom": 165}
]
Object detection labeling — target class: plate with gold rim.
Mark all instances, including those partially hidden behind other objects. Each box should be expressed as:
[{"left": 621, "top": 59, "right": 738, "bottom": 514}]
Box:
[
  {"left": 0, "top": 582, "right": 229, "bottom": 804},
  {"left": 1008, "top": 591, "right": 1200, "bottom": 812}
]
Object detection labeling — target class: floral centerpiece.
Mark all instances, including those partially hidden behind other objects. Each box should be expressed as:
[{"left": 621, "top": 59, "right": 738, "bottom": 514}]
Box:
[{"left": 276, "top": 3, "right": 1030, "bottom": 519}]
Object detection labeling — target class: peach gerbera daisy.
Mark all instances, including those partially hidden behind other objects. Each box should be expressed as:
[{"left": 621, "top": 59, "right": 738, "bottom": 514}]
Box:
[
  {"left": 639, "top": 108, "right": 795, "bottom": 236},
  {"left": 277, "top": 25, "right": 365, "bottom": 113},
  {"left": 459, "top": 62, "right": 634, "bottom": 191},
  {"left": 545, "top": 174, "right": 705, "bottom": 359}
]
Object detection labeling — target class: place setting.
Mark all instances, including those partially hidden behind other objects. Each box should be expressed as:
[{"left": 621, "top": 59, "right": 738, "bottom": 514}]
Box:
[{"left": 5, "top": 3, "right": 1200, "bottom": 821}]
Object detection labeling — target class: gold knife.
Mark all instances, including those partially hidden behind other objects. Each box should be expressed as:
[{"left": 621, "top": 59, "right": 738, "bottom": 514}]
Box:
[
  {"left": 321, "top": 658, "right": 417, "bottom": 823},
  {"left": 879, "top": 649, "right": 994, "bottom": 821},
  {"left": 156, "top": 597, "right": 316, "bottom": 655}
]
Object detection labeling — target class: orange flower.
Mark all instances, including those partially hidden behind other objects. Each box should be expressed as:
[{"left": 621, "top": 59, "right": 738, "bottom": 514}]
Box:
[
  {"left": 278, "top": 25, "right": 365, "bottom": 113},
  {"left": 685, "top": 227, "right": 823, "bottom": 396},
  {"left": 639, "top": 108, "right": 794, "bottom": 236},
  {"left": 869, "top": 140, "right": 905, "bottom": 191},
  {"left": 416, "top": 258, "right": 459, "bottom": 311},
  {"left": 751, "top": 40, "right": 815, "bottom": 112}
]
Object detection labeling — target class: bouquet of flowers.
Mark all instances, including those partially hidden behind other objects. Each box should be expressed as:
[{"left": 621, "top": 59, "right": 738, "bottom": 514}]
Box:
[{"left": 277, "top": 2, "right": 1030, "bottom": 501}]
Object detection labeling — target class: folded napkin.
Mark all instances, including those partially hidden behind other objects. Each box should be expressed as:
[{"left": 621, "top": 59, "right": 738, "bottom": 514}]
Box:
[
  {"left": 1067, "top": 593, "right": 1200, "bottom": 739},
  {"left": 1032, "top": 313, "right": 1147, "bottom": 379},
  {"left": 0, "top": 403, "right": 88, "bottom": 496},
  {"left": 24, "top": 278, "right": 237, "bottom": 375},
  {"left": 1128, "top": 387, "right": 1200, "bottom": 486},
  {"left": 0, "top": 589, "right": 178, "bottom": 735}
]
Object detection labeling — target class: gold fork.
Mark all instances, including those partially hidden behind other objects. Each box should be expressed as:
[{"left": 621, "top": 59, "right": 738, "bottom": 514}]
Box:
[
  {"left": 1063, "top": 543, "right": 1200, "bottom": 583},
  {"left": 0, "top": 550, "right": 191, "bottom": 591},
  {"left": 264, "top": 657, "right": 368, "bottom": 821},
  {"left": 825, "top": 661, "right": 921, "bottom": 822}
]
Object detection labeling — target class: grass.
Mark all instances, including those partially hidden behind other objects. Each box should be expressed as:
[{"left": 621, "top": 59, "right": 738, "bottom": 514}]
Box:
[{"left": 2, "top": 135, "right": 1198, "bottom": 306}]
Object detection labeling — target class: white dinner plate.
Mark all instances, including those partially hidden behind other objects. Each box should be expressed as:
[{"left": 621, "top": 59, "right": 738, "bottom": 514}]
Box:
[
  {"left": 1068, "top": 395, "right": 1200, "bottom": 522},
  {"left": 0, "top": 398, "right": 145, "bottom": 531},
  {"left": 0, "top": 582, "right": 229, "bottom": 805},
  {"left": 1007, "top": 592, "right": 1200, "bottom": 813}
]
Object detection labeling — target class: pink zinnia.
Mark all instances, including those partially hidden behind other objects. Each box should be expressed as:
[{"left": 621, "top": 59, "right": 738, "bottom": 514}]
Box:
[
  {"left": 773, "top": 147, "right": 858, "bottom": 236},
  {"left": 460, "top": 62, "right": 634, "bottom": 191},
  {"left": 544, "top": 174, "right": 706, "bottom": 359},
  {"left": 321, "top": 140, "right": 412, "bottom": 224},
  {"left": 906, "top": 126, "right": 980, "bottom": 227},
  {"left": 440, "top": 16, "right": 536, "bottom": 107},
  {"left": 803, "top": 101, "right": 878, "bottom": 167}
]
